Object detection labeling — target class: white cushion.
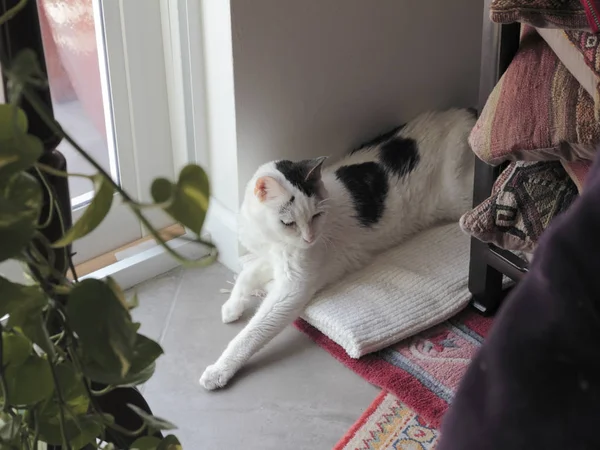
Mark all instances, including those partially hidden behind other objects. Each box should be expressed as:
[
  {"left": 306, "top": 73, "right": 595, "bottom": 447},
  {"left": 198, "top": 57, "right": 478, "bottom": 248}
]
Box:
[{"left": 302, "top": 223, "right": 472, "bottom": 358}]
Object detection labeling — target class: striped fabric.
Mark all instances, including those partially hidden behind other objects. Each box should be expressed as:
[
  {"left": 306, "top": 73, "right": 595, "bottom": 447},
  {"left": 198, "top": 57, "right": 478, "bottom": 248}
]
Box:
[
  {"left": 460, "top": 161, "right": 579, "bottom": 253},
  {"left": 490, "top": 0, "right": 591, "bottom": 30},
  {"left": 470, "top": 27, "right": 600, "bottom": 165},
  {"left": 580, "top": 0, "right": 600, "bottom": 32}
]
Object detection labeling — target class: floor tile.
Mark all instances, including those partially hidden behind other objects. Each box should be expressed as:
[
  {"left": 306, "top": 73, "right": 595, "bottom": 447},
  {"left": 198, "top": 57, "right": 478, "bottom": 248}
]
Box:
[
  {"left": 140, "top": 263, "right": 379, "bottom": 449},
  {"left": 130, "top": 268, "right": 183, "bottom": 343}
]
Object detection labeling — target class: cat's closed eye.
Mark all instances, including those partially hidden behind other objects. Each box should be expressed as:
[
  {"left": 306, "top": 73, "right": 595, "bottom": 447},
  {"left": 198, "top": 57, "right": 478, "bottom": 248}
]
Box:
[
  {"left": 312, "top": 212, "right": 323, "bottom": 220},
  {"left": 281, "top": 220, "right": 295, "bottom": 227}
]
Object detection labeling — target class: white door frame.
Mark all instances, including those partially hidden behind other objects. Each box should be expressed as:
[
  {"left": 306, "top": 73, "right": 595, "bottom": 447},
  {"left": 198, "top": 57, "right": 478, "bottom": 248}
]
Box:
[
  {"left": 71, "top": 0, "right": 177, "bottom": 264},
  {"left": 161, "top": 0, "right": 241, "bottom": 272}
]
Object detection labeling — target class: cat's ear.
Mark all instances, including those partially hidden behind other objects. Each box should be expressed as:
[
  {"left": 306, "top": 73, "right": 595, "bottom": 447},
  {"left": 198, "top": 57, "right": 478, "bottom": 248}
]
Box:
[
  {"left": 254, "top": 176, "right": 287, "bottom": 202},
  {"left": 305, "top": 156, "right": 327, "bottom": 182}
]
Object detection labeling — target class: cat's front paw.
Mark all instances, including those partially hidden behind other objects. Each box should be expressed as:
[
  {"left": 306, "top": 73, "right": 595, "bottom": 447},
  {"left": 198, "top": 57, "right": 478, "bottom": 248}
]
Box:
[
  {"left": 199, "top": 364, "right": 234, "bottom": 390},
  {"left": 221, "top": 300, "right": 244, "bottom": 324}
]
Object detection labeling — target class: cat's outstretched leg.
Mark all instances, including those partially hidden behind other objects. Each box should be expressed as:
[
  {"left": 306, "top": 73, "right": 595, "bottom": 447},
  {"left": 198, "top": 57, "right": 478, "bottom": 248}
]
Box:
[
  {"left": 221, "top": 257, "right": 272, "bottom": 323},
  {"left": 201, "top": 279, "right": 314, "bottom": 390}
]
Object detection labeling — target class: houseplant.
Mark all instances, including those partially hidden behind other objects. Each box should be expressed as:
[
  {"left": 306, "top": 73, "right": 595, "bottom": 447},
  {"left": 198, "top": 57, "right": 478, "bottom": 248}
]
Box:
[{"left": 0, "top": 1, "right": 215, "bottom": 449}]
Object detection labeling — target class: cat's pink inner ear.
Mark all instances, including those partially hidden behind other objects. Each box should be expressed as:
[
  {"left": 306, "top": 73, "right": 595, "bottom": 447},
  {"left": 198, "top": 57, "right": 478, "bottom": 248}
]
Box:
[{"left": 254, "top": 176, "right": 286, "bottom": 202}]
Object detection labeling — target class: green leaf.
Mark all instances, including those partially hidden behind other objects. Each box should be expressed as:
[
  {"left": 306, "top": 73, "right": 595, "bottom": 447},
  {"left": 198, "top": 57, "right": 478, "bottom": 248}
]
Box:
[
  {"left": 5, "top": 49, "right": 47, "bottom": 103},
  {"left": 0, "top": 104, "right": 27, "bottom": 138},
  {"left": 17, "top": 313, "right": 54, "bottom": 356},
  {"left": 129, "top": 334, "right": 163, "bottom": 374},
  {"left": 68, "top": 279, "right": 137, "bottom": 378},
  {"left": 34, "top": 362, "right": 94, "bottom": 446},
  {"left": 37, "top": 413, "right": 102, "bottom": 448},
  {"left": 127, "top": 404, "right": 177, "bottom": 432},
  {"left": 0, "top": 172, "right": 43, "bottom": 262},
  {"left": 0, "top": 415, "right": 22, "bottom": 447},
  {"left": 131, "top": 436, "right": 162, "bottom": 450},
  {"left": 55, "top": 362, "right": 90, "bottom": 415},
  {"left": 106, "top": 276, "right": 128, "bottom": 309},
  {"left": 53, "top": 174, "right": 114, "bottom": 247},
  {"left": 83, "top": 360, "right": 156, "bottom": 387},
  {"left": 1, "top": 171, "right": 43, "bottom": 218},
  {"left": 0, "top": 133, "right": 43, "bottom": 180},
  {"left": 128, "top": 292, "right": 140, "bottom": 310},
  {"left": 0, "top": 276, "right": 47, "bottom": 328},
  {"left": 157, "top": 435, "right": 182, "bottom": 450},
  {"left": 3, "top": 354, "right": 53, "bottom": 406},
  {"left": 2, "top": 332, "right": 32, "bottom": 368},
  {"left": 0, "top": 277, "right": 52, "bottom": 354},
  {"left": 151, "top": 164, "right": 210, "bottom": 235},
  {"left": 82, "top": 333, "right": 162, "bottom": 386},
  {"left": 0, "top": 104, "right": 42, "bottom": 180}
]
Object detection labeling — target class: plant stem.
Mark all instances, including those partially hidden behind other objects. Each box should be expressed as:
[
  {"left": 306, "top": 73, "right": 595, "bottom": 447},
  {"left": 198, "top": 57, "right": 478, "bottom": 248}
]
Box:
[
  {"left": 32, "top": 167, "right": 72, "bottom": 278},
  {"left": 90, "top": 385, "right": 117, "bottom": 396},
  {"left": 0, "top": 325, "right": 9, "bottom": 412},
  {"left": 23, "top": 87, "right": 217, "bottom": 267},
  {"left": 47, "top": 358, "right": 71, "bottom": 450},
  {"left": 31, "top": 409, "right": 39, "bottom": 450},
  {"left": 34, "top": 167, "right": 55, "bottom": 230},
  {"left": 34, "top": 231, "right": 56, "bottom": 270},
  {"left": 103, "top": 420, "right": 146, "bottom": 438},
  {"left": 24, "top": 88, "right": 134, "bottom": 204},
  {"left": 0, "top": 0, "right": 27, "bottom": 26},
  {"left": 35, "top": 162, "right": 93, "bottom": 180}
]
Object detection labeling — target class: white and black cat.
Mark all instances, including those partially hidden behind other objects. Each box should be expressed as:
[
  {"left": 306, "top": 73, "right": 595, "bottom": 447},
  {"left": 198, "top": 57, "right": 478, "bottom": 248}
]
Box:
[{"left": 200, "top": 108, "right": 476, "bottom": 390}]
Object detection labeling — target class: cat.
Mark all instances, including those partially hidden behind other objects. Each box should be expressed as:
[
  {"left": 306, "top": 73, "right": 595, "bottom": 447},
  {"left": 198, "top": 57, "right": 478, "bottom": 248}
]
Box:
[{"left": 200, "top": 108, "right": 476, "bottom": 390}]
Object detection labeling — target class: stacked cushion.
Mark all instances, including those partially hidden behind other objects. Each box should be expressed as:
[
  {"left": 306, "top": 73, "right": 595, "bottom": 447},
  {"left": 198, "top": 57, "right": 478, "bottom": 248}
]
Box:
[{"left": 490, "top": 0, "right": 593, "bottom": 31}]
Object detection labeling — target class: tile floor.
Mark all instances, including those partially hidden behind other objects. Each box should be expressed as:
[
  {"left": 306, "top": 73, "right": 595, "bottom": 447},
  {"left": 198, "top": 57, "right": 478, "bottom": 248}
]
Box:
[{"left": 131, "top": 263, "right": 379, "bottom": 449}]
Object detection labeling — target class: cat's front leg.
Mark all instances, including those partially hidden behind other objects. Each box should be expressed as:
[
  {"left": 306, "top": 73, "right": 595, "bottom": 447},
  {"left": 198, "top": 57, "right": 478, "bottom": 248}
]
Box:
[
  {"left": 222, "top": 257, "right": 272, "bottom": 323},
  {"left": 201, "top": 279, "right": 315, "bottom": 390}
]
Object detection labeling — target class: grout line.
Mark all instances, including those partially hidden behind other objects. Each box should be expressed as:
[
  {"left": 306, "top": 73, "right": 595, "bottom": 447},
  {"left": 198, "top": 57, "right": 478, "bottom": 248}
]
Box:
[
  {"left": 158, "top": 267, "right": 186, "bottom": 346},
  {"left": 138, "top": 267, "right": 185, "bottom": 395}
]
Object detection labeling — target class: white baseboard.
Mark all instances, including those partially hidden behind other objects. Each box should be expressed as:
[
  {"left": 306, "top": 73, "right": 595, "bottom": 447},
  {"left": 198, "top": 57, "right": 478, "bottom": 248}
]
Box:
[
  {"left": 0, "top": 233, "right": 212, "bottom": 291},
  {"left": 204, "top": 197, "right": 241, "bottom": 273},
  {"left": 84, "top": 197, "right": 241, "bottom": 289},
  {"left": 1, "top": 197, "right": 241, "bottom": 291},
  {"left": 82, "top": 231, "right": 212, "bottom": 290}
]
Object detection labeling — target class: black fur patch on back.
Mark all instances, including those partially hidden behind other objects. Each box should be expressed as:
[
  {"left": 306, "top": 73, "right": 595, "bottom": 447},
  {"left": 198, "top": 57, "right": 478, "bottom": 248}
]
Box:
[
  {"left": 379, "top": 137, "right": 420, "bottom": 178},
  {"left": 351, "top": 124, "right": 405, "bottom": 154},
  {"left": 335, "top": 162, "right": 388, "bottom": 227},
  {"left": 275, "top": 160, "right": 319, "bottom": 197}
]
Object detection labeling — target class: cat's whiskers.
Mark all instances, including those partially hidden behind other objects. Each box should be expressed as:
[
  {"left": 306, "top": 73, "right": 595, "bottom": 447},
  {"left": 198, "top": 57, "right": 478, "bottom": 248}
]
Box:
[{"left": 321, "top": 235, "right": 337, "bottom": 253}]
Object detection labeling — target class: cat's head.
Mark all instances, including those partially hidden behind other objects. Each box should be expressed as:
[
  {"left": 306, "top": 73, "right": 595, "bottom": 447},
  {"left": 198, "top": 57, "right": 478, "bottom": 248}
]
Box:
[{"left": 244, "top": 157, "right": 329, "bottom": 249}]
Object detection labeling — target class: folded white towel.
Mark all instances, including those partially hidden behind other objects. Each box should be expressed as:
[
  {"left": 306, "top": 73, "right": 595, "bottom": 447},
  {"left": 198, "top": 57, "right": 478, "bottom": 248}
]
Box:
[{"left": 302, "top": 222, "right": 472, "bottom": 358}]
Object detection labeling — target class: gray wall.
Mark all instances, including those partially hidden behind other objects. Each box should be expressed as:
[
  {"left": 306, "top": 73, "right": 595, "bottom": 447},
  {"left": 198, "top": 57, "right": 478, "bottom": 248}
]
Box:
[{"left": 231, "top": 0, "right": 483, "bottom": 198}]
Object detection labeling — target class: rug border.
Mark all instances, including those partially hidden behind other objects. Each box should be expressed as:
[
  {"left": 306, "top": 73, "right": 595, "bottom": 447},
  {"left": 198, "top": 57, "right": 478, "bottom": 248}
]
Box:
[{"left": 333, "top": 389, "right": 388, "bottom": 450}]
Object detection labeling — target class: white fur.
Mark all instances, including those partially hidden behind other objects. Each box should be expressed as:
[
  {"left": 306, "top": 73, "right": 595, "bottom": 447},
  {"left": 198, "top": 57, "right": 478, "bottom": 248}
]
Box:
[{"left": 200, "top": 109, "right": 475, "bottom": 390}]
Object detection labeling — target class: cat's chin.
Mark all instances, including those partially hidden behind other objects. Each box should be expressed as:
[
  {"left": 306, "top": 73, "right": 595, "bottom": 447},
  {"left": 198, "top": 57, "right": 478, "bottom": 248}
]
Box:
[{"left": 297, "top": 239, "right": 321, "bottom": 250}]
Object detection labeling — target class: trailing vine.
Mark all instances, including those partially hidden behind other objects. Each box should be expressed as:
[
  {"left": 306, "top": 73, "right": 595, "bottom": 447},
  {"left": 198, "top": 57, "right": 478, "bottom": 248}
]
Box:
[{"left": 0, "top": 2, "right": 215, "bottom": 449}]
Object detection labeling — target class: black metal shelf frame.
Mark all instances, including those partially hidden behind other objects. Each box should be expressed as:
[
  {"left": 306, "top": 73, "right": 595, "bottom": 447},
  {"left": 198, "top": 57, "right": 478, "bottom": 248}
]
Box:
[{"left": 468, "top": 1, "right": 526, "bottom": 315}]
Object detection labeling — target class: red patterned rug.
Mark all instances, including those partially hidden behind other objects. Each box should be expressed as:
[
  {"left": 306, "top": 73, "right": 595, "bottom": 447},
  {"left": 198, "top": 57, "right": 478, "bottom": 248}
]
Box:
[
  {"left": 334, "top": 390, "right": 439, "bottom": 450},
  {"left": 294, "top": 309, "right": 492, "bottom": 427}
]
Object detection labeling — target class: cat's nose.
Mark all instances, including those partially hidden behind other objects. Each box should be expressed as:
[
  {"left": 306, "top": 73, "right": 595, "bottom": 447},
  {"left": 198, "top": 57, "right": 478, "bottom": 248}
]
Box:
[{"left": 303, "top": 236, "right": 314, "bottom": 244}]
